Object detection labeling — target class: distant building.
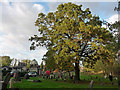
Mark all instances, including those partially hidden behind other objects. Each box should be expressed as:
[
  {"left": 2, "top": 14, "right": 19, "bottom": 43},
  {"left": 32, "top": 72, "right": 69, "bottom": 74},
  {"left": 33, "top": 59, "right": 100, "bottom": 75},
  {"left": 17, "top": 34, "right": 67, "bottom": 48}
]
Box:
[
  {"left": 13, "top": 62, "right": 27, "bottom": 71},
  {"left": 11, "top": 59, "right": 41, "bottom": 75},
  {"left": 29, "top": 59, "right": 38, "bottom": 72},
  {"left": 29, "top": 59, "right": 41, "bottom": 75}
]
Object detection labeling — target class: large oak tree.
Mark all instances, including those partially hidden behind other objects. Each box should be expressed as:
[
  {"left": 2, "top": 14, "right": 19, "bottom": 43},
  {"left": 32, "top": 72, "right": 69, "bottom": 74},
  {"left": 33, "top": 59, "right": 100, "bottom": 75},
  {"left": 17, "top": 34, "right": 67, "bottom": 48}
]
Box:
[{"left": 29, "top": 2, "right": 113, "bottom": 80}]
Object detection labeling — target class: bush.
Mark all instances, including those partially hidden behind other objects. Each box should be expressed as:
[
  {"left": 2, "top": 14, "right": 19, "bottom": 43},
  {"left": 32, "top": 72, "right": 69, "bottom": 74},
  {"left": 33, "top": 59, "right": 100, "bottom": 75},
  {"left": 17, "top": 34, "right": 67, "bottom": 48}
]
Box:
[
  {"left": 2, "top": 69, "right": 11, "bottom": 77},
  {"left": 20, "top": 71, "right": 28, "bottom": 77}
]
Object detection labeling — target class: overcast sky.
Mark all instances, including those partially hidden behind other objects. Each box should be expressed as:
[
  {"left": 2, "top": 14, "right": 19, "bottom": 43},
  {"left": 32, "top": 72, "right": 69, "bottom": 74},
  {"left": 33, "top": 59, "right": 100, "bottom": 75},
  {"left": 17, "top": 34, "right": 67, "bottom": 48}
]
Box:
[{"left": 0, "top": 0, "right": 118, "bottom": 65}]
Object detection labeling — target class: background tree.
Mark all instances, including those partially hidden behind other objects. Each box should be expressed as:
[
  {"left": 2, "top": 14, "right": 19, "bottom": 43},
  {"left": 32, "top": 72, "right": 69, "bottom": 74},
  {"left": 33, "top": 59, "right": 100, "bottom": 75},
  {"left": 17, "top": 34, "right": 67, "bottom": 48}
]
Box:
[
  {"left": 22, "top": 59, "right": 31, "bottom": 69},
  {"left": 42, "top": 49, "right": 57, "bottom": 71},
  {"left": 93, "top": 60, "right": 118, "bottom": 76},
  {"left": 29, "top": 2, "right": 113, "bottom": 81},
  {"left": 0, "top": 56, "right": 13, "bottom": 67},
  {"left": 108, "top": 19, "right": 120, "bottom": 84},
  {"left": 40, "top": 61, "right": 45, "bottom": 71}
]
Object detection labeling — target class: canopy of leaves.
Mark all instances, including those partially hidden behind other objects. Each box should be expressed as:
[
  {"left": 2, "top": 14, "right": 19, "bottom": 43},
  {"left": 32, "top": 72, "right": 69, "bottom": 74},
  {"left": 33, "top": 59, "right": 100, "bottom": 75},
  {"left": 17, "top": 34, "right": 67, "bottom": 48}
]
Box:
[
  {"left": 0, "top": 56, "right": 13, "bottom": 67},
  {"left": 29, "top": 2, "right": 114, "bottom": 69},
  {"left": 42, "top": 49, "right": 57, "bottom": 70}
]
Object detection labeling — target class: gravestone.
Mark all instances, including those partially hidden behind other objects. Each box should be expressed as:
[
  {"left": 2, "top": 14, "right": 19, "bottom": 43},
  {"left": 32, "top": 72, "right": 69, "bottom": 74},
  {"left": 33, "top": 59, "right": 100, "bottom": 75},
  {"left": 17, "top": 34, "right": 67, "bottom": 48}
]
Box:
[
  {"left": 39, "top": 70, "right": 42, "bottom": 78},
  {"left": 70, "top": 75, "right": 73, "bottom": 80},
  {"left": 64, "top": 77, "right": 66, "bottom": 82},
  {"left": 113, "top": 77, "right": 117, "bottom": 80},
  {"left": 53, "top": 74, "right": 55, "bottom": 79},
  {"left": 61, "top": 72, "right": 65, "bottom": 80},
  {"left": 55, "top": 76, "right": 58, "bottom": 81},
  {"left": 104, "top": 75, "right": 107, "bottom": 79},
  {"left": 2, "top": 72, "right": 11, "bottom": 89},
  {"left": 109, "top": 74, "right": 113, "bottom": 85},
  {"left": 58, "top": 72, "right": 61, "bottom": 79},
  {"left": 89, "top": 80, "right": 94, "bottom": 90},
  {"left": 33, "top": 80, "right": 41, "bottom": 82},
  {"left": 50, "top": 74, "right": 54, "bottom": 79},
  {"left": 9, "top": 78, "right": 14, "bottom": 88},
  {"left": 24, "top": 73, "right": 29, "bottom": 79},
  {"left": 13, "top": 72, "right": 21, "bottom": 81},
  {"left": 66, "top": 76, "right": 69, "bottom": 80},
  {"left": 109, "top": 74, "right": 113, "bottom": 82},
  {"left": 51, "top": 76, "right": 53, "bottom": 79}
]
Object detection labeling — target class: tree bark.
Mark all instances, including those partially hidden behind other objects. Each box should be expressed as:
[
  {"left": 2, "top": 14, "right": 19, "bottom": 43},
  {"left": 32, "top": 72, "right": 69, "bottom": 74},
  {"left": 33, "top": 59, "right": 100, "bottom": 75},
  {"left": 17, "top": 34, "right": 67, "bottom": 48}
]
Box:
[{"left": 74, "top": 61, "right": 80, "bottom": 81}]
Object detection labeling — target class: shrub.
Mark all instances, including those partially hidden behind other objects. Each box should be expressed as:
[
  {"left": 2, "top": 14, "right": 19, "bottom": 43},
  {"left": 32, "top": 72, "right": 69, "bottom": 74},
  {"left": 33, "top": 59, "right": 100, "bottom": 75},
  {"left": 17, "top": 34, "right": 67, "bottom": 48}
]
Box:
[
  {"left": 20, "top": 71, "right": 28, "bottom": 77},
  {"left": 2, "top": 69, "right": 11, "bottom": 77}
]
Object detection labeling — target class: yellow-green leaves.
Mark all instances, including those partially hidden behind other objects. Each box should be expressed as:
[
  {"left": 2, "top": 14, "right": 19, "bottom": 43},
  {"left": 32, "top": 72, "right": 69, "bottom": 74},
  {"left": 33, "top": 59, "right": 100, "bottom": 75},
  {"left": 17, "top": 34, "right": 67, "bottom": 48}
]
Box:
[
  {"left": 38, "top": 13, "right": 45, "bottom": 18},
  {"left": 30, "top": 2, "right": 114, "bottom": 71},
  {"left": 85, "top": 8, "right": 89, "bottom": 12},
  {"left": 0, "top": 56, "right": 12, "bottom": 67}
]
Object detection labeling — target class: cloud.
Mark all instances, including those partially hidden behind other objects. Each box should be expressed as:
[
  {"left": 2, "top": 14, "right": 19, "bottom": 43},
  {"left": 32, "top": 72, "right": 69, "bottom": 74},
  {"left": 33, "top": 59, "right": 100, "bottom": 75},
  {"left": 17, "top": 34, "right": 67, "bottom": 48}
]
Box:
[
  {"left": 33, "top": 4, "right": 44, "bottom": 11},
  {"left": 106, "top": 14, "right": 118, "bottom": 24},
  {"left": 43, "top": 2, "right": 117, "bottom": 21},
  {"left": 0, "top": 2, "right": 47, "bottom": 64},
  {"left": 106, "top": 14, "right": 118, "bottom": 36}
]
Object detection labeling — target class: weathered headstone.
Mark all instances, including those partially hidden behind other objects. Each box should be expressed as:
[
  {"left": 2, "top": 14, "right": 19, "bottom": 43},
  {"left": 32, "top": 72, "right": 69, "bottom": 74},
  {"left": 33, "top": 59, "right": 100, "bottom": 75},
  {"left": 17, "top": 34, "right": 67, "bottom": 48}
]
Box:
[
  {"left": 51, "top": 76, "right": 53, "bottom": 79},
  {"left": 33, "top": 80, "right": 41, "bottom": 82},
  {"left": 113, "top": 77, "right": 117, "bottom": 80},
  {"left": 61, "top": 72, "right": 65, "bottom": 80},
  {"left": 13, "top": 72, "right": 21, "bottom": 81},
  {"left": 58, "top": 72, "right": 61, "bottom": 79},
  {"left": 89, "top": 80, "right": 94, "bottom": 90},
  {"left": 39, "top": 70, "right": 42, "bottom": 78},
  {"left": 2, "top": 72, "right": 11, "bottom": 89},
  {"left": 53, "top": 74, "right": 55, "bottom": 79},
  {"left": 64, "top": 76, "right": 66, "bottom": 82},
  {"left": 50, "top": 75, "right": 54, "bottom": 79},
  {"left": 55, "top": 76, "right": 58, "bottom": 81},
  {"left": 9, "top": 78, "right": 14, "bottom": 88},
  {"left": 109, "top": 74, "right": 113, "bottom": 82},
  {"left": 70, "top": 75, "right": 73, "bottom": 80},
  {"left": 27, "top": 79, "right": 33, "bottom": 82},
  {"left": 24, "top": 73, "right": 29, "bottom": 79},
  {"left": 104, "top": 75, "right": 107, "bottom": 79}
]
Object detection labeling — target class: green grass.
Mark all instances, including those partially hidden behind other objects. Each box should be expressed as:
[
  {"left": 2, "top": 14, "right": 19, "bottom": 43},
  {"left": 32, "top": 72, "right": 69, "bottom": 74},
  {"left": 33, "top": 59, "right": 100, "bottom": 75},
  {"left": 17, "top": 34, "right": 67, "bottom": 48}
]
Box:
[
  {"left": 12, "top": 78, "right": 88, "bottom": 88},
  {"left": 10, "top": 76, "right": 118, "bottom": 88},
  {"left": 80, "top": 73, "right": 118, "bottom": 83}
]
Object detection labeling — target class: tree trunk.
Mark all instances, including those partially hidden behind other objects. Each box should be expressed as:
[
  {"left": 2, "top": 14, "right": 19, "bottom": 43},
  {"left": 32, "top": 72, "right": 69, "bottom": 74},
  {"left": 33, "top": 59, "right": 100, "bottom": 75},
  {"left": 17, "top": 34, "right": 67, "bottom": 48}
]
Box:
[{"left": 74, "top": 61, "right": 80, "bottom": 81}]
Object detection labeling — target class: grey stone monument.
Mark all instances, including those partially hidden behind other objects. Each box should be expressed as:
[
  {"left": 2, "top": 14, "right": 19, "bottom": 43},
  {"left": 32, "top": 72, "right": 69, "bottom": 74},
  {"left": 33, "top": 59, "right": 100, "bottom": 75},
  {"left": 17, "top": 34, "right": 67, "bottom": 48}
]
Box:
[{"left": 89, "top": 80, "right": 94, "bottom": 90}]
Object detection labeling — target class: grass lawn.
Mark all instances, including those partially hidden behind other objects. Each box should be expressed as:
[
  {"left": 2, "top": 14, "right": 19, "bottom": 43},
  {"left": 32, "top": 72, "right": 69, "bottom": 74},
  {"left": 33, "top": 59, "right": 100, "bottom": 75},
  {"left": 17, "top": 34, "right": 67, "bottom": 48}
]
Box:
[{"left": 10, "top": 76, "right": 118, "bottom": 89}]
